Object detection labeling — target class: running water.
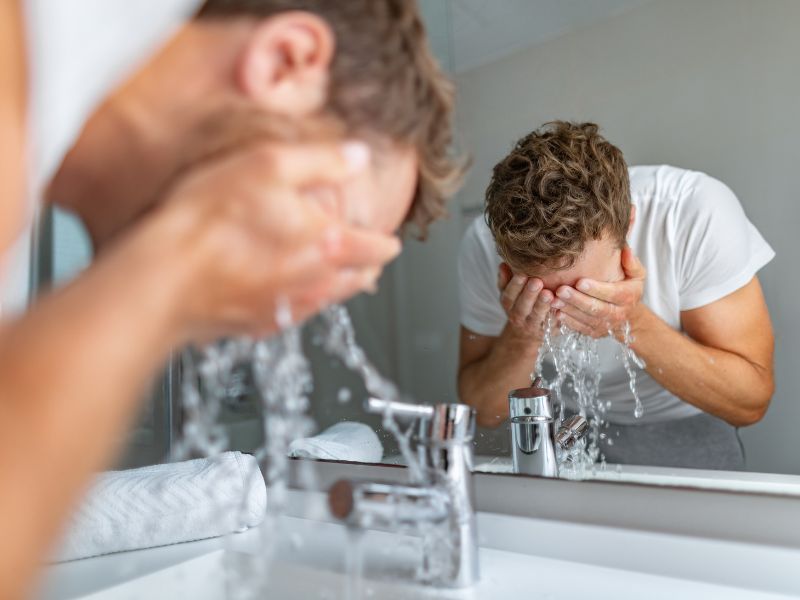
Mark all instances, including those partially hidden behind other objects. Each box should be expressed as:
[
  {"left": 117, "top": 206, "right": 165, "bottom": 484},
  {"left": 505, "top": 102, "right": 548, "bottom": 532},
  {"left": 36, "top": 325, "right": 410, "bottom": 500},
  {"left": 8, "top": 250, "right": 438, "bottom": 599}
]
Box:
[
  {"left": 616, "top": 321, "right": 646, "bottom": 419},
  {"left": 318, "top": 304, "right": 425, "bottom": 483},
  {"left": 176, "top": 301, "right": 435, "bottom": 596},
  {"left": 534, "top": 313, "right": 645, "bottom": 471}
]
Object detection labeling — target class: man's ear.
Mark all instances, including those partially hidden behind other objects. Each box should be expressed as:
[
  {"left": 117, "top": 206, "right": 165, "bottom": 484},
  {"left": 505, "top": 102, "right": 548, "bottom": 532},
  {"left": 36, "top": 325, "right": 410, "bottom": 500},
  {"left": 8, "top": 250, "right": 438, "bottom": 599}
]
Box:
[{"left": 235, "top": 12, "right": 334, "bottom": 117}]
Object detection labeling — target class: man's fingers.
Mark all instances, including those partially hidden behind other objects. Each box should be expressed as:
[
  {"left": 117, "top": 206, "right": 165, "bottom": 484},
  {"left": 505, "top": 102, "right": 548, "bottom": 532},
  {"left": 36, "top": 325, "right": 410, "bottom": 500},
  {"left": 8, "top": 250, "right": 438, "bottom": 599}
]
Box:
[
  {"left": 257, "top": 140, "right": 371, "bottom": 186},
  {"left": 323, "top": 226, "right": 402, "bottom": 269},
  {"left": 554, "top": 286, "right": 612, "bottom": 319},
  {"left": 622, "top": 245, "right": 646, "bottom": 279},
  {"left": 556, "top": 312, "right": 595, "bottom": 337},
  {"left": 573, "top": 279, "right": 639, "bottom": 306},
  {"left": 529, "top": 288, "right": 554, "bottom": 323},
  {"left": 500, "top": 274, "right": 528, "bottom": 311},
  {"left": 510, "top": 278, "right": 542, "bottom": 321},
  {"left": 555, "top": 302, "right": 606, "bottom": 331},
  {"left": 497, "top": 263, "right": 513, "bottom": 292}
]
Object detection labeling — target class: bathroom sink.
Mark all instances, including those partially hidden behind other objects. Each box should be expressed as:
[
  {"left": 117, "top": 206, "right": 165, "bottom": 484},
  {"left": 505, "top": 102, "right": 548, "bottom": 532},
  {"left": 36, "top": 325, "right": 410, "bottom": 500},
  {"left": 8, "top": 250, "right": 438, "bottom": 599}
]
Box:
[{"left": 42, "top": 499, "right": 800, "bottom": 600}]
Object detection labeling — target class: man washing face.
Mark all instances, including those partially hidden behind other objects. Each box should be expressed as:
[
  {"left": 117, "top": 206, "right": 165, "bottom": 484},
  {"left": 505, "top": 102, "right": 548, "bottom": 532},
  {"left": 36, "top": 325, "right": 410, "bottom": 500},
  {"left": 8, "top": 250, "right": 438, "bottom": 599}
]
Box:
[
  {"left": 49, "top": 0, "right": 463, "bottom": 325},
  {"left": 458, "top": 121, "right": 774, "bottom": 470}
]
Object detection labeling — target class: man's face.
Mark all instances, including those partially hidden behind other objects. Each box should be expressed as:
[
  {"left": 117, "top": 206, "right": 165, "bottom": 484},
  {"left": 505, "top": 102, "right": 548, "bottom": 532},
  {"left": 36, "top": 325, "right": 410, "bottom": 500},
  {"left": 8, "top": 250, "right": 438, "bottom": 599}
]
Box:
[{"left": 515, "top": 235, "right": 625, "bottom": 293}]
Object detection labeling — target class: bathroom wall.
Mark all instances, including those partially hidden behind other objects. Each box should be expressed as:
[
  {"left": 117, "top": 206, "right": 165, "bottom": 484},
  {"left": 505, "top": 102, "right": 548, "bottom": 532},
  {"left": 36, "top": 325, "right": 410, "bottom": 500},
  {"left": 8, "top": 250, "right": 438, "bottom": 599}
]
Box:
[{"left": 391, "top": 0, "right": 800, "bottom": 473}]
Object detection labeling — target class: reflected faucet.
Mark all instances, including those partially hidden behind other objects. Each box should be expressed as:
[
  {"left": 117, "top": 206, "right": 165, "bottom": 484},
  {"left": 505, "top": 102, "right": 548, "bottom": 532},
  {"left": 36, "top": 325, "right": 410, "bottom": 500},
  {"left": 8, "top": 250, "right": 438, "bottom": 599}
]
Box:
[
  {"left": 509, "top": 378, "right": 589, "bottom": 477},
  {"left": 328, "top": 398, "right": 479, "bottom": 588}
]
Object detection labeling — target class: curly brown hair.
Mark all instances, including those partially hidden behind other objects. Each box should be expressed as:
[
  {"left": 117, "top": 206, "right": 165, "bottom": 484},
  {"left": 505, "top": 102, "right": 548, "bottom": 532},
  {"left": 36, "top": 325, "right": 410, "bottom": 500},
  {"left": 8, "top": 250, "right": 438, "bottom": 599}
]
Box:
[
  {"left": 197, "top": 0, "right": 466, "bottom": 236},
  {"left": 485, "top": 121, "right": 631, "bottom": 271}
]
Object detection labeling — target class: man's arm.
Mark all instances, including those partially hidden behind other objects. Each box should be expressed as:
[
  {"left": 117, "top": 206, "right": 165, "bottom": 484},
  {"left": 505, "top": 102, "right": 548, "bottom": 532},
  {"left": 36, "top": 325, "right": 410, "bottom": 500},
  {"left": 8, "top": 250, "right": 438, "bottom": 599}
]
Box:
[
  {"left": 0, "top": 216, "right": 188, "bottom": 600},
  {"left": 629, "top": 277, "right": 773, "bottom": 426},
  {"left": 458, "top": 326, "right": 540, "bottom": 428},
  {"left": 0, "top": 141, "right": 400, "bottom": 600},
  {"left": 554, "top": 248, "right": 774, "bottom": 426},
  {"left": 458, "top": 266, "right": 553, "bottom": 428}
]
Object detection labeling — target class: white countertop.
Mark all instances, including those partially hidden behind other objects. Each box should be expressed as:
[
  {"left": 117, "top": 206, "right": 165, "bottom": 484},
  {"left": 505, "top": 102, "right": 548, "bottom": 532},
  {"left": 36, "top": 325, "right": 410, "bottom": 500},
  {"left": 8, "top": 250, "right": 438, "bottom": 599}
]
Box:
[{"left": 39, "top": 490, "right": 800, "bottom": 600}]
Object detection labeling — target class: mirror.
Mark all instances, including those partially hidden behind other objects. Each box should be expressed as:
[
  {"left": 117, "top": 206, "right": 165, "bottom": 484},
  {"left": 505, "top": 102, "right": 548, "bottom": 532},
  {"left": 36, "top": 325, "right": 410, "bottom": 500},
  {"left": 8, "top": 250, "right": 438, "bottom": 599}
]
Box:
[
  {"left": 41, "top": 0, "right": 799, "bottom": 491},
  {"left": 299, "top": 0, "right": 799, "bottom": 487}
]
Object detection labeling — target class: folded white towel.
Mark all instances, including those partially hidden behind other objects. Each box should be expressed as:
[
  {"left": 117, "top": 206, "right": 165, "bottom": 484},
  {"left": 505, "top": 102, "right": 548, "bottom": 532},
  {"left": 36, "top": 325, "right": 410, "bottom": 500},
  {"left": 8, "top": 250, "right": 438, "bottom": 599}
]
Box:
[
  {"left": 55, "top": 451, "right": 266, "bottom": 562},
  {"left": 288, "top": 421, "right": 383, "bottom": 463}
]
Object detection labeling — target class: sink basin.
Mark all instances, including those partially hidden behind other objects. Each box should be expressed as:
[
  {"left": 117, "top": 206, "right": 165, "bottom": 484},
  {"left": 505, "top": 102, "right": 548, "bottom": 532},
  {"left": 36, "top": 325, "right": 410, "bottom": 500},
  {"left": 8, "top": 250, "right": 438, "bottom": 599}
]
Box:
[{"left": 42, "top": 500, "right": 800, "bottom": 600}]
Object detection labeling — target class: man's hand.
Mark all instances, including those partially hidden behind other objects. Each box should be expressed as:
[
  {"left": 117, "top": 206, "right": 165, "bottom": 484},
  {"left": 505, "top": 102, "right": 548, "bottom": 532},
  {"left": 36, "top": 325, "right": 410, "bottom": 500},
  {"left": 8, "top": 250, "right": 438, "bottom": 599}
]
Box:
[
  {"left": 498, "top": 262, "right": 554, "bottom": 341},
  {"left": 152, "top": 140, "right": 402, "bottom": 341},
  {"left": 551, "top": 246, "right": 646, "bottom": 339}
]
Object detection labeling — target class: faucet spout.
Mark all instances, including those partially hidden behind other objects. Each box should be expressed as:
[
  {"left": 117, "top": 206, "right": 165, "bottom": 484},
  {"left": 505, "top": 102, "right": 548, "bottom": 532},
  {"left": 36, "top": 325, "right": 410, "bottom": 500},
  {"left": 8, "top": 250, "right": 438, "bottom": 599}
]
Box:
[
  {"left": 327, "top": 400, "right": 480, "bottom": 588},
  {"left": 509, "top": 384, "right": 590, "bottom": 476}
]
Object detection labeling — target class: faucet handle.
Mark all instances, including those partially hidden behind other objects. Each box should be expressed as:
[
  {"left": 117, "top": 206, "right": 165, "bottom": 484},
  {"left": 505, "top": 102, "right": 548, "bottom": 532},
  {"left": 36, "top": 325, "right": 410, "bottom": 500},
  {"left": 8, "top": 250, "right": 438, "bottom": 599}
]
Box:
[
  {"left": 366, "top": 397, "right": 476, "bottom": 444},
  {"left": 365, "top": 397, "right": 436, "bottom": 421}
]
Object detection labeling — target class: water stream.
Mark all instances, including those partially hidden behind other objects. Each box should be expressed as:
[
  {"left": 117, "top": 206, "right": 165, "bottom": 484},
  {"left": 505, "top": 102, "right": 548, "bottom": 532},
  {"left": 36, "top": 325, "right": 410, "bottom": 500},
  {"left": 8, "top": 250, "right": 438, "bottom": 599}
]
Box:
[
  {"left": 175, "top": 302, "right": 429, "bottom": 598},
  {"left": 535, "top": 312, "right": 645, "bottom": 471}
]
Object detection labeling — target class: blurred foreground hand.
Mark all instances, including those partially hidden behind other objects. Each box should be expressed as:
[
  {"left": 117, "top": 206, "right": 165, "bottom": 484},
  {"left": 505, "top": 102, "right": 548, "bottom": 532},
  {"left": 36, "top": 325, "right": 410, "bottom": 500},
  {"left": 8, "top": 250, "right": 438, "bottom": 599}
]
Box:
[{"left": 141, "top": 140, "right": 401, "bottom": 341}]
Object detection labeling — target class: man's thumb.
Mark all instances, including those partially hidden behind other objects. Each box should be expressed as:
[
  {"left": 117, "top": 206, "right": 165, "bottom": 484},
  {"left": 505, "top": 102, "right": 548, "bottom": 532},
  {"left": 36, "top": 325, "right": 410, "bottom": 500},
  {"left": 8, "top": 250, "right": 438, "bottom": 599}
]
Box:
[{"left": 622, "top": 246, "right": 646, "bottom": 279}]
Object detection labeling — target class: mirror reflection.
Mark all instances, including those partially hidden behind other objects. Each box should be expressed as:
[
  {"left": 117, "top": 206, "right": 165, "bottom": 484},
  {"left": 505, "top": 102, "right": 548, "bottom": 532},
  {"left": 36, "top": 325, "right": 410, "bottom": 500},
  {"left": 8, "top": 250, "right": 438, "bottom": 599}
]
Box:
[
  {"left": 44, "top": 0, "right": 797, "bottom": 487},
  {"left": 296, "top": 0, "right": 795, "bottom": 483}
]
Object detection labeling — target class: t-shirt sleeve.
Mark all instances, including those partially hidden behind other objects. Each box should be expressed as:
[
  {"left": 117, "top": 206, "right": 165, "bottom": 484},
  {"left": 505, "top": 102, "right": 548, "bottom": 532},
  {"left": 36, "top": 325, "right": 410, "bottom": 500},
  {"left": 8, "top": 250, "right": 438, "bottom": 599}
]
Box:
[
  {"left": 675, "top": 174, "right": 775, "bottom": 311},
  {"left": 457, "top": 220, "right": 508, "bottom": 337}
]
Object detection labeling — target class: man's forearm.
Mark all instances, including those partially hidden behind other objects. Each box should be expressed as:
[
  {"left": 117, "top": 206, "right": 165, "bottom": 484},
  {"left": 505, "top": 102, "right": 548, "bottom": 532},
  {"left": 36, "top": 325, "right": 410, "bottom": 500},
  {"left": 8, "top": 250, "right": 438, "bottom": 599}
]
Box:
[
  {"left": 0, "top": 211, "right": 191, "bottom": 600},
  {"left": 628, "top": 305, "right": 772, "bottom": 426},
  {"left": 459, "top": 326, "right": 541, "bottom": 428}
]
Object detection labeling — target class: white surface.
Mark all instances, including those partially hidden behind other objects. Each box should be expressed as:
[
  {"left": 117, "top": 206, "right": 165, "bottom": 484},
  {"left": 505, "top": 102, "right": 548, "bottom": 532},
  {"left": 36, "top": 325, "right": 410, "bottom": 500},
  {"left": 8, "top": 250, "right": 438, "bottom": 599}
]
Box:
[
  {"left": 289, "top": 421, "right": 384, "bottom": 463},
  {"left": 443, "top": 0, "right": 657, "bottom": 73},
  {"left": 53, "top": 452, "right": 265, "bottom": 562},
  {"left": 41, "top": 490, "right": 800, "bottom": 599}
]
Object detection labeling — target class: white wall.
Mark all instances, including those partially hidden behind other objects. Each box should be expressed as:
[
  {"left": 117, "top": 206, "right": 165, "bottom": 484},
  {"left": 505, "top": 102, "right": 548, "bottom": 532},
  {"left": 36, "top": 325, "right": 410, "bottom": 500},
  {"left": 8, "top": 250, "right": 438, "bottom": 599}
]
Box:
[{"left": 447, "top": 0, "right": 800, "bottom": 473}]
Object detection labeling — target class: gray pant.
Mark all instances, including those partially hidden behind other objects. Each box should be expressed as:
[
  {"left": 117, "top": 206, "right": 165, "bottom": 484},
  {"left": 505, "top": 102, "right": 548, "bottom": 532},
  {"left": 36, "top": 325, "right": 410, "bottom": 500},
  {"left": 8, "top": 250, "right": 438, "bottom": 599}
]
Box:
[{"left": 599, "top": 413, "right": 745, "bottom": 471}]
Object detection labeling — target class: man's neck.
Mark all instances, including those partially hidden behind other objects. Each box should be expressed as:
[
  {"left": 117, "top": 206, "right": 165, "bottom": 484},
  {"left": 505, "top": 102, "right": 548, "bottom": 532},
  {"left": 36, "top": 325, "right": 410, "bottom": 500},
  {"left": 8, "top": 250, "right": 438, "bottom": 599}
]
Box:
[{"left": 47, "top": 21, "right": 248, "bottom": 250}]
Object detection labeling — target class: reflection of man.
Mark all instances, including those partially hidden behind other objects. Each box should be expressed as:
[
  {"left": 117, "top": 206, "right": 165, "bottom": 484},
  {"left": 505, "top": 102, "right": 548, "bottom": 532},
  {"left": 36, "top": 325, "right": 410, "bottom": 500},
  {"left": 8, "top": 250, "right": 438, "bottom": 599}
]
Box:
[{"left": 457, "top": 122, "right": 774, "bottom": 470}]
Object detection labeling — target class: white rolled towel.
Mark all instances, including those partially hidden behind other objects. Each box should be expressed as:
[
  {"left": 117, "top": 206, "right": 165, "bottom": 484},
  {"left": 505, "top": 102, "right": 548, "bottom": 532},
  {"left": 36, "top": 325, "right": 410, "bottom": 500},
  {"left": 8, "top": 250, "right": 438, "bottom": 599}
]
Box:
[
  {"left": 55, "top": 451, "right": 266, "bottom": 562},
  {"left": 288, "top": 421, "right": 383, "bottom": 463}
]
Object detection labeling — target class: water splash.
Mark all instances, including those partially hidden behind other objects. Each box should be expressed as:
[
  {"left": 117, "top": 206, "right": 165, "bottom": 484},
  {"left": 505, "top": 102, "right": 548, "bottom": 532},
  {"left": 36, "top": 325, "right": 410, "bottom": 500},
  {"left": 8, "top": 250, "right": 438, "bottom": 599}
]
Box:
[
  {"left": 616, "top": 321, "right": 646, "bottom": 419},
  {"left": 176, "top": 302, "right": 434, "bottom": 595},
  {"left": 318, "top": 305, "right": 425, "bottom": 483},
  {"left": 534, "top": 314, "right": 646, "bottom": 472}
]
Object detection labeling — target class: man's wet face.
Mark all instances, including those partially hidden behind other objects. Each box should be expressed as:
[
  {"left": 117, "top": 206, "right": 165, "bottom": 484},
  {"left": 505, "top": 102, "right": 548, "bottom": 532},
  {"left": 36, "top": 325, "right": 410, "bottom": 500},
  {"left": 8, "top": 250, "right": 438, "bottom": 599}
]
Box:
[{"left": 515, "top": 236, "right": 624, "bottom": 293}]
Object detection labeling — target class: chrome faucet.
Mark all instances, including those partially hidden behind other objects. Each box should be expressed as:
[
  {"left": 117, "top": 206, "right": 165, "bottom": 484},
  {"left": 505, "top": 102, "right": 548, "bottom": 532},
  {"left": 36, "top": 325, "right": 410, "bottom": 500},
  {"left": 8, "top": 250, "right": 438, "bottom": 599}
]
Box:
[
  {"left": 509, "top": 378, "right": 589, "bottom": 477},
  {"left": 328, "top": 398, "right": 479, "bottom": 588}
]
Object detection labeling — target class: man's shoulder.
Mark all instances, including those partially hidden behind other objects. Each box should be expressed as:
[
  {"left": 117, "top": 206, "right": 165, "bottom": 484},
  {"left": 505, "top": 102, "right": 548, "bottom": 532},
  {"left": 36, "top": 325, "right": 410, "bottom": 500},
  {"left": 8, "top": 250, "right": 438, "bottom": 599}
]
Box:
[
  {"left": 459, "top": 215, "right": 501, "bottom": 283},
  {"left": 629, "top": 164, "right": 722, "bottom": 202}
]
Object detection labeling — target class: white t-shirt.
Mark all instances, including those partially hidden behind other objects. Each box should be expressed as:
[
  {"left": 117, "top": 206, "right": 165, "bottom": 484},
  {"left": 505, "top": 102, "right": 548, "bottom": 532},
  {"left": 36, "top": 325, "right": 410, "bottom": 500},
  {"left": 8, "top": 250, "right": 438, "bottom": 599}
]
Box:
[
  {"left": 0, "top": 0, "right": 201, "bottom": 316},
  {"left": 458, "top": 165, "right": 775, "bottom": 424}
]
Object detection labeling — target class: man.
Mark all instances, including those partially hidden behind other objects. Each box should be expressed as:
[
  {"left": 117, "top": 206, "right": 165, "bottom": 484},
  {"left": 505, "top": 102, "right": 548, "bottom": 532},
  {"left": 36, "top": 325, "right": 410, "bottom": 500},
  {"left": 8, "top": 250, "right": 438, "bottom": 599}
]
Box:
[
  {"left": 458, "top": 121, "right": 774, "bottom": 470},
  {"left": 0, "top": 2, "right": 462, "bottom": 598},
  {"left": 50, "top": 0, "right": 460, "bottom": 255}
]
